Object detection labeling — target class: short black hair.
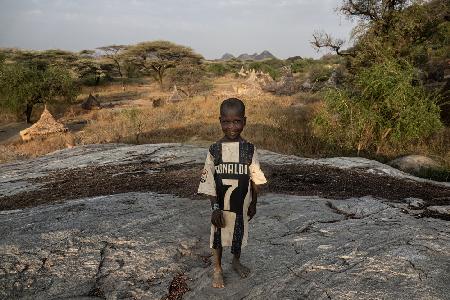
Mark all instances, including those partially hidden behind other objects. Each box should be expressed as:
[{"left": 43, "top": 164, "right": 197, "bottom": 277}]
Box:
[{"left": 220, "top": 98, "right": 245, "bottom": 117}]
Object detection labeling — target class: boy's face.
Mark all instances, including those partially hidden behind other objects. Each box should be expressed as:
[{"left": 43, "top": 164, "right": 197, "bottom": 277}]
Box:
[{"left": 219, "top": 108, "right": 246, "bottom": 141}]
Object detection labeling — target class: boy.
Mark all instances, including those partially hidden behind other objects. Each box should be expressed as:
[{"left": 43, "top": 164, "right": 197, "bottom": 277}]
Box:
[{"left": 198, "top": 98, "right": 267, "bottom": 288}]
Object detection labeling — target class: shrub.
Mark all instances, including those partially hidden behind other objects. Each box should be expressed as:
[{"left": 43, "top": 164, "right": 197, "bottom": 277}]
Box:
[
  {"left": 248, "top": 60, "right": 283, "bottom": 79},
  {"left": 206, "top": 63, "right": 229, "bottom": 77},
  {"left": 314, "top": 57, "right": 443, "bottom": 154},
  {"left": 290, "top": 58, "right": 315, "bottom": 73},
  {"left": 309, "top": 64, "right": 334, "bottom": 83}
]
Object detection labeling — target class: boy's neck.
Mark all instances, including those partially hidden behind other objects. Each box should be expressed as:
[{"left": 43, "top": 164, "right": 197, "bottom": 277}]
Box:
[{"left": 221, "top": 136, "right": 243, "bottom": 143}]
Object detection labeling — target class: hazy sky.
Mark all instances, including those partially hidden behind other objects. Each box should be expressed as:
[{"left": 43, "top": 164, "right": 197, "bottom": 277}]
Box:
[{"left": 0, "top": 0, "right": 355, "bottom": 59}]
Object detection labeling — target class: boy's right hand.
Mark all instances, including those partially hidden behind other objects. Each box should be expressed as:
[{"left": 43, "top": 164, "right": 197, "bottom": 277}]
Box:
[{"left": 211, "top": 209, "right": 225, "bottom": 228}]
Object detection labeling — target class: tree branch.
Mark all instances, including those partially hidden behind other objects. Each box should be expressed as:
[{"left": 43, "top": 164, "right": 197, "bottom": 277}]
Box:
[{"left": 311, "top": 31, "right": 355, "bottom": 56}]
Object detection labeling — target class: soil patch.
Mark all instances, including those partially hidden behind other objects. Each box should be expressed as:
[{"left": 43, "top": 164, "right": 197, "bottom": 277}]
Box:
[{"left": 1, "top": 162, "right": 449, "bottom": 211}]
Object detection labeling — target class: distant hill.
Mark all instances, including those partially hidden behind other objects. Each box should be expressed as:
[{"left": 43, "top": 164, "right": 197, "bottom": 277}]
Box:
[
  {"left": 220, "top": 53, "right": 235, "bottom": 60},
  {"left": 254, "top": 50, "right": 276, "bottom": 60},
  {"left": 219, "top": 50, "right": 277, "bottom": 61}
]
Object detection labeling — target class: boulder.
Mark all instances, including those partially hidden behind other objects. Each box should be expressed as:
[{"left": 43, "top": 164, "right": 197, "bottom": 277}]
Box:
[
  {"left": 404, "top": 197, "right": 425, "bottom": 209},
  {"left": 388, "top": 155, "right": 442, "bottom": 176}
]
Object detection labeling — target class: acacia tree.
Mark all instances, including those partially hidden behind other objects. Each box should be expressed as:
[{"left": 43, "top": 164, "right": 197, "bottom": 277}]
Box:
[
  {"left": 12, "top": 49, "right": 79, "bottom": 71},
  {"left": 74, "top": 57, "right": 116, "bottom": 85},
  {"left": 0, "top": 64, "right": 79, "bottom": 123},
  {"left": 123, "top": 41, "right": 203, "bottom": 88},
  {"left": 97, "top": 45, "right": 128, "bottom": 89},
  {"left": 166, "top": 59, "right": 211, "bottom": 97}
]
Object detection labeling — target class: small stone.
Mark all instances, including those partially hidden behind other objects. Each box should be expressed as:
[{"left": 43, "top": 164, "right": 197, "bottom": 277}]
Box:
[{"left": 404, "top": 198, "right": 425, "bottom": 209}]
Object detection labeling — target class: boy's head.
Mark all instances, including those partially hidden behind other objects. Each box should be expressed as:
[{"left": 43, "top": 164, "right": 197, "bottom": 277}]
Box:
[{"left": 219, "top": 98, "right": 246, "bottom": 141}]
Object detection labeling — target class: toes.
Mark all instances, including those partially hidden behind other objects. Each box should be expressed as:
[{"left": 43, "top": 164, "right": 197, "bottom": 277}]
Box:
[{"left": 212, "top": 271, "right": 224, "bottom": 288}]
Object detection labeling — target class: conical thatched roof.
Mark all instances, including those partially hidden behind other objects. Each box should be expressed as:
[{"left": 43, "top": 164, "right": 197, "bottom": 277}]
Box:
[
  {"left": 81, "top": 93, "right": 101, "bottom": 110},
  {"left": 238, "top": 66, "right": 247, "bottom": 77},
  {"left": 246, "top": 69, "right": 257, "bottom": 83},
  {"left": 20, "top": 107, "right": 68, "bottom": 141},
  {"left": 168, "top": 85, "right": 183, "bottom": 102}
]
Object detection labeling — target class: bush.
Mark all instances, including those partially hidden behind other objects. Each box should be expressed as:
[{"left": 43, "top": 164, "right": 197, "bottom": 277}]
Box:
[
  {"left": 248, "top": 59, "right": 284, "bottom": 79},
  {"left": 309, "top": 64, "right": 334, "bottom": 83},
  {"left": 314, "top": 57, "right": 443, "bottom": 154},
  {"left": 290, "top": 58, "right": 315, "bottom": 73},
  {"left": 206, "top": 63, "right": 230, "bottom": 77}
]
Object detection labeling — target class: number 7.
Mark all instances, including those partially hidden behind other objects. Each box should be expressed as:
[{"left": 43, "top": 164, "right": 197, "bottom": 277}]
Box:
[{"left": 222, "top": 179, "right": 238, "bottom": 210}]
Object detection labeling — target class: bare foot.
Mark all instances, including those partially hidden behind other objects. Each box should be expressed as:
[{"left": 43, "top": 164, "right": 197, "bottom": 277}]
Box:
[
  {"left": 212, "top": 269, "right": 224, "bottom": 288},
  {"left": 232, "top": 260, "right": 251, "bottom": 278}
]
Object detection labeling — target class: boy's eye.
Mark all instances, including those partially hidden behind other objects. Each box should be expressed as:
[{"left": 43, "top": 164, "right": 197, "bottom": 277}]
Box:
[{"left": 221, "top": 120, "right": 242, "bottom": 125}]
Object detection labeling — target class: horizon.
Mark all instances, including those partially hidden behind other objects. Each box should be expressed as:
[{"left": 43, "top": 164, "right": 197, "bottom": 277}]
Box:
[{"left": 0, "top": 0, "right": 355, "bottom": 60}]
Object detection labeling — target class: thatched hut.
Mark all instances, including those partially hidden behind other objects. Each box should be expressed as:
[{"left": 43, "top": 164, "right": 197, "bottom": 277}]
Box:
[
  {"left": 81, "top": 93, "right": 102, "bottom": 110},
  {"left": 168, "top": 85, "right": 183, "bottom": 102},
  {"left": 19, "top": 107, "right": 68, "bottom": 141}
]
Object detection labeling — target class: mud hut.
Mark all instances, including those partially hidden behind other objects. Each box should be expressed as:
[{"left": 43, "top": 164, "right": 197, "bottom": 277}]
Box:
[
  {"left": 20, "top": 106, "right": 68, "bottom": 141},
  {"left": 81, "top": 93, "right": 101, "bottom": 110},
  {"left": 168, "top": 85, "right": 183, "bottom": 102}
]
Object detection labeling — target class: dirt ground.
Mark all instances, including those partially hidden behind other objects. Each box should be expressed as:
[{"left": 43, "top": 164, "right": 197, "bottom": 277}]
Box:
[
  {"left": 0, "top": 122, "right": 29, "bottom": 145},
  {"left": 1, "top": 162, "right": 449, "bottom": 214}
]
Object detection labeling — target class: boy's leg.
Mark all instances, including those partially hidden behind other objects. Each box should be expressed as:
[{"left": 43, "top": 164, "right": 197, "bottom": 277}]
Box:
[
  {"left": 232, "top": 252, "right": 251, "bottom": 278},
  {"left": 212, "top": 247, "right": 224, "bottom": 288},
  {"left": 230, "top": 215, "right": 250, "bottom": 278}
]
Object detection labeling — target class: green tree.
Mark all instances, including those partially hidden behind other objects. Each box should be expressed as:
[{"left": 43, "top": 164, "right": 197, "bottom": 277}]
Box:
[
  {"left": 12, "top": 49, "right": 79, "bottom": 71},
  {"left": 74, "top": 58, "right": 115, "bottom": 85},
  {"left": 0, "top": 64, "right": 79, "bottom": 123},
  {"left": 312, "top": 0, "right": 449, "bottom": 70},
  {"left": 97, "top": 45, "right": 128, "bottom": 80},
  {"left": 123, "top": 40, "right": 203, "bottom": 88},
  {"left": 166, "top": 59, "right": 212, "bottom": 97},
  {"left": 314, "top": 57, "right": 443, "bottom": 154}
]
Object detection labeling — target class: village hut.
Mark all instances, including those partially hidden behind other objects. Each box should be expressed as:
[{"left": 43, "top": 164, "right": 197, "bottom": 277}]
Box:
[
  {"left": 168, "top": 85, "right": 183, "bottom": 102},
  {"left": 81, "top": 93, "right": 102, "bottom": 110},
  {"left": 246, "top": 69, "right": 257, "bottom": 84},
  {"left": 19, "top": 106, "right": 68, "bottom": 141}
]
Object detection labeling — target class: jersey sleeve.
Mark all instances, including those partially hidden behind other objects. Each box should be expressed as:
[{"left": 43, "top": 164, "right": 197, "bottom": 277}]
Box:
[
  {"left": 249, "top": 148, "right": 267, "bottom": 185},
  {"left": 198, "top": 151, "right": 217, "bottom": 196}
]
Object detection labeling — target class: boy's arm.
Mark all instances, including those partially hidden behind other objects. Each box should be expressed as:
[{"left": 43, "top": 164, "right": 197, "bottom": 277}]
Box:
[
  {"left": 248, "top": 181, "right": 258, "bottom": 221},
  {"left": 198, "top": 151, "right": 225, "bottom": 227},
  {"left": 248, "top": 147, "right": 266, "bottom": 221},
  {"left": 209, "top": 195, "right": 225, "bottom": 228}
]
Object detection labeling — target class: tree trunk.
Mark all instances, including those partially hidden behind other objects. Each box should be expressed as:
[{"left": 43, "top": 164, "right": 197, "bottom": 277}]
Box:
[
  {"left": 158, "top": 71, "right": 163, "bottom": 88},
  {"left": 25, "top": 103, "right": 33, "bottom": 124}
]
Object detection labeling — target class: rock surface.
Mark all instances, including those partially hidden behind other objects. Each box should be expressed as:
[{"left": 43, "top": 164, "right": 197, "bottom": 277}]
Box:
[{"left": 1, "top": 143, "right": 449, "bottom": 299}]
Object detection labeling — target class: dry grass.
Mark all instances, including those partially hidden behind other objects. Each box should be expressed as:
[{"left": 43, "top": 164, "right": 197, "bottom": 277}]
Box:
[
  {"left": 0, "top": 133, "right": 74, "bottom": 163},
  {"left": 0, "top": 111, "right": 18, "bottom": 125},
  {"left": 0, "top": 77, "right": 449, "bottom": 174}
]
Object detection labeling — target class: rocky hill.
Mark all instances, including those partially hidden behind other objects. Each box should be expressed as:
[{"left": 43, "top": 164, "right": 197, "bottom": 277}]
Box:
[
  {"left": 0, "top": 143, "right": 449, "bottom": 299},
  {"left": 219, "top": 50, "right": 277, "bottom": 61},
  {"left": 220, "top": 53, "right": 235, "bottom": 60}
]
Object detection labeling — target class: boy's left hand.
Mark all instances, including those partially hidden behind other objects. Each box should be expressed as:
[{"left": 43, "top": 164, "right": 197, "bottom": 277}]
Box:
[{"left": 248, "top": 201, "right": 256, "bottom": 221}]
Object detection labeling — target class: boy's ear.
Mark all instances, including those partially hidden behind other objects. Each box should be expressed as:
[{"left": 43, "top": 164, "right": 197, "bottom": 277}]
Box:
[{"left": 243, "top": 116, "right": 247, "bottom": 126}]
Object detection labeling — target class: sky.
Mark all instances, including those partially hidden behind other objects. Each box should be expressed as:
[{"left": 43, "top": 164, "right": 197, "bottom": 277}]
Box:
[{"left": 0, "top": 0, "right": 355, "bottom": 60}]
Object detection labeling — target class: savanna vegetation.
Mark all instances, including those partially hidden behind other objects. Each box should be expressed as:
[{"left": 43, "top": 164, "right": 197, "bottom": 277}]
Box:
[{"left": 0, "top": 0, "right": 448, "bottom": 180}]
